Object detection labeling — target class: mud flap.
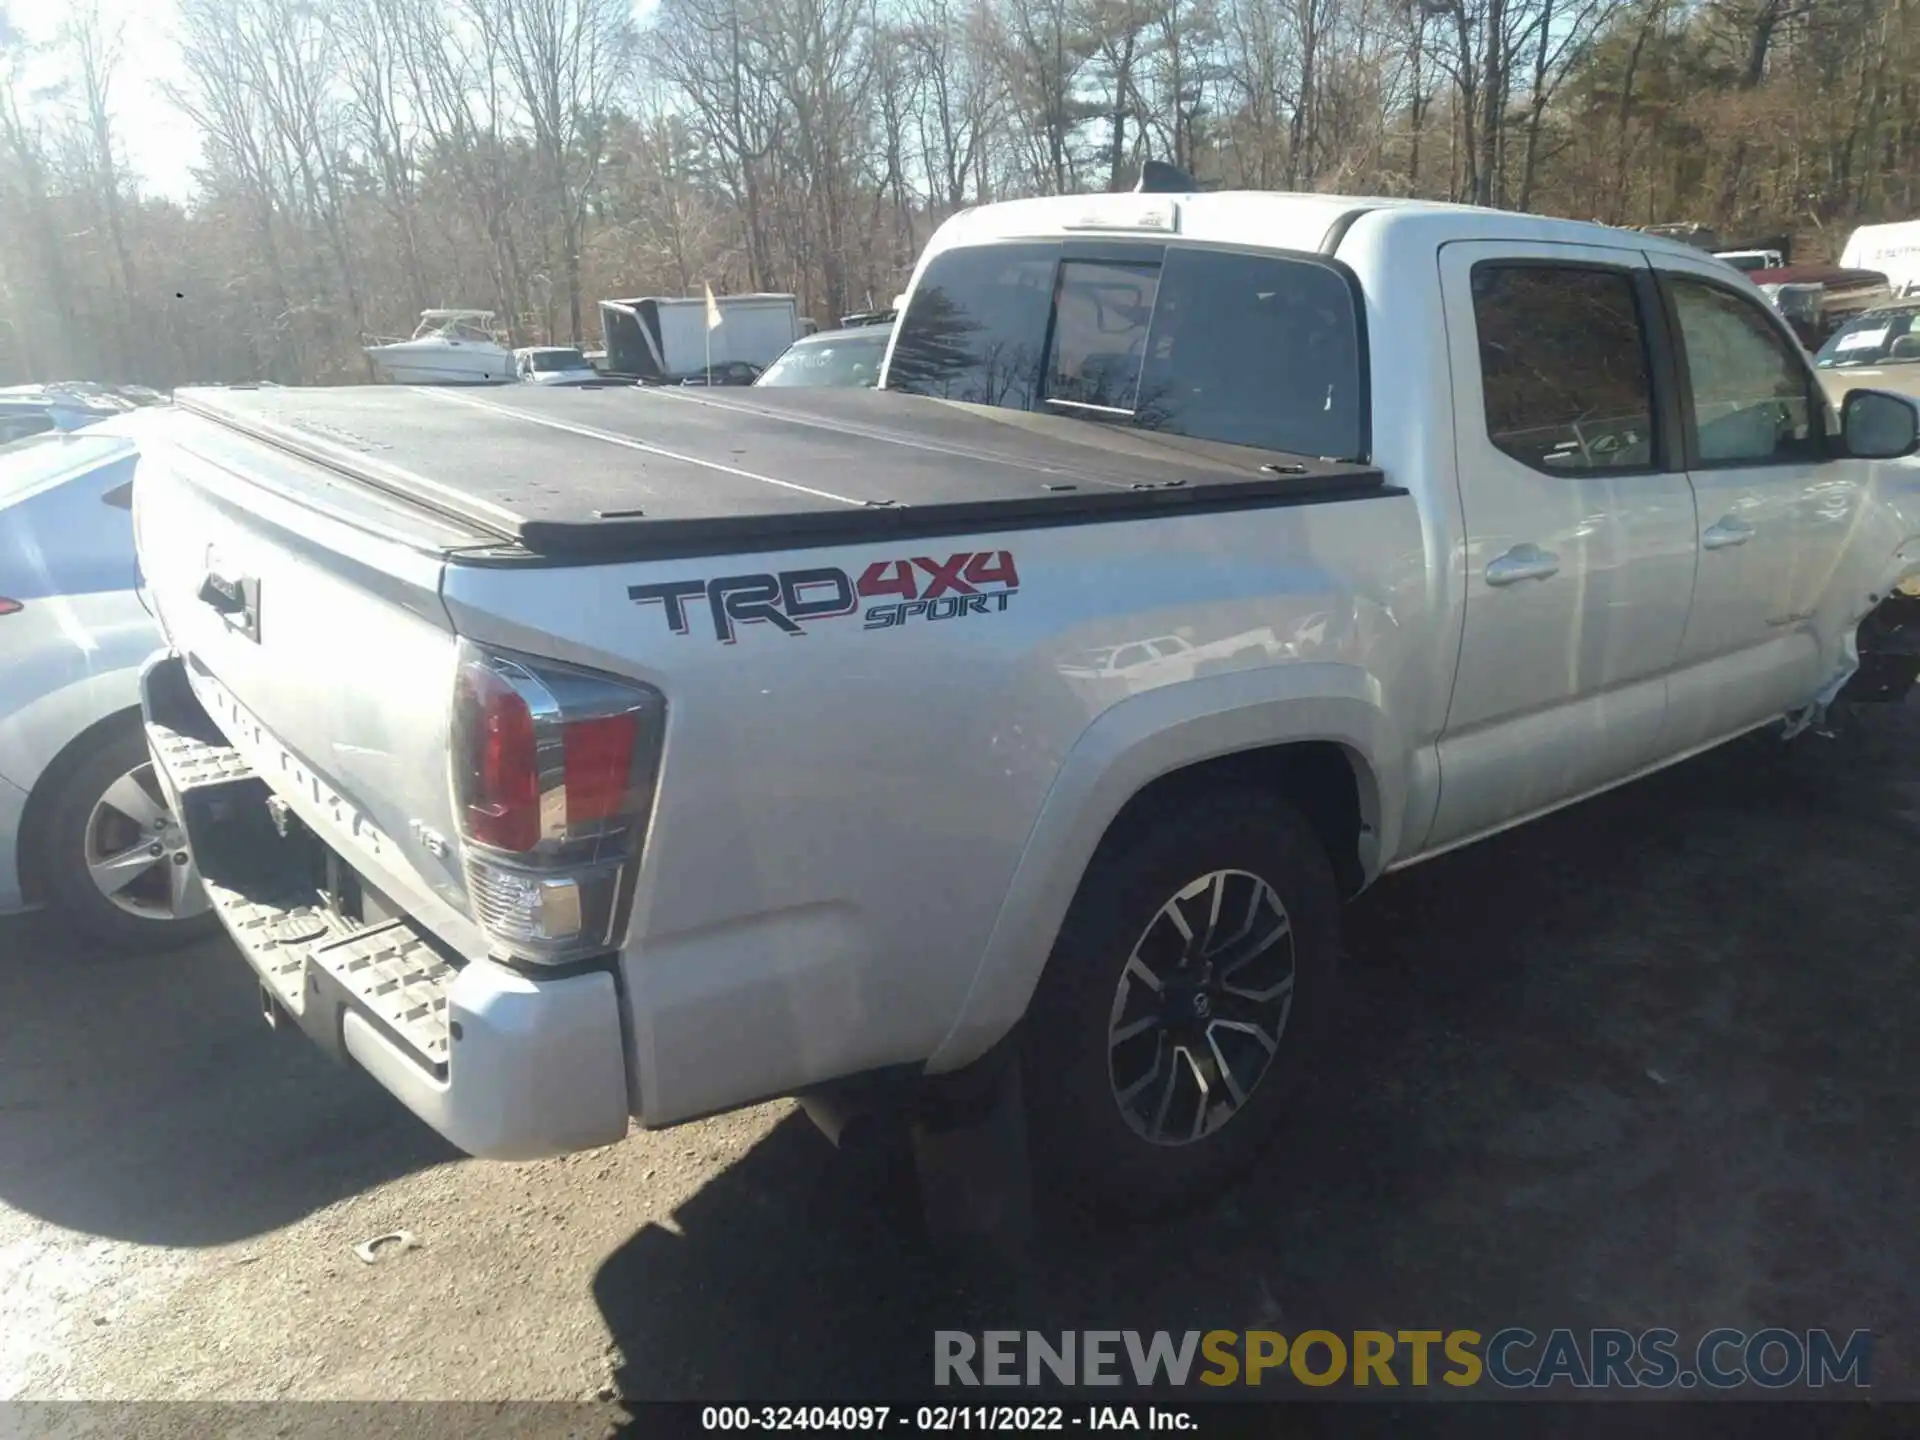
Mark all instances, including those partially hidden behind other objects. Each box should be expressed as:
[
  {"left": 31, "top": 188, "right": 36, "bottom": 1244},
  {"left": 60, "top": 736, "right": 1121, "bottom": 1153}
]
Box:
[{"left": 911, "top": 1040, "right": 1035, "bottom": 1262}]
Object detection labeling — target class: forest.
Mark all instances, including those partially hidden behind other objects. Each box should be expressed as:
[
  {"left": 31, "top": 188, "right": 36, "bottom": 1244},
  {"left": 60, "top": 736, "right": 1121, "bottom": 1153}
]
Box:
[{"left": 0, "top": 0, "right": 1914, "bottom": 386}]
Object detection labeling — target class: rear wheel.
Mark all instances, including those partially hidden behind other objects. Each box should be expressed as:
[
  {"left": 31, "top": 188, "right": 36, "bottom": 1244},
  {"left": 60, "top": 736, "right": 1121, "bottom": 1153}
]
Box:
[
  {"left": 41, "top": 715, "right": 217, "bottom": 950},
  {"left": 1022, "top": 788, "right": 1340, "bottom": 1217}
]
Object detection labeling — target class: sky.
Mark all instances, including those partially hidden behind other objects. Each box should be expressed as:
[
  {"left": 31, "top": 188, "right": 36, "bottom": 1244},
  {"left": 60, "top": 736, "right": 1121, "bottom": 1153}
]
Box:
[
  {"left": 112, "top": 0, "right": 201, "bottom": 201},
  {"left": 40, "top": 0, "right": 204, "bottom": 202},
  {"left": 31, "top": 0, "right": 659, "bottom": 207}
]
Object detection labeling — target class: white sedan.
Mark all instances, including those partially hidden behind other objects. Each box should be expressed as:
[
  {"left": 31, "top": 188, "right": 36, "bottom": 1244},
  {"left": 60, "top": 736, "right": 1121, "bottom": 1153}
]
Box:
[
  {"left": 0, "top": 427, "right": 212, "bottom": 947},
  {"left": 513, "top": 346, "right": 602, "bottom": 385}
]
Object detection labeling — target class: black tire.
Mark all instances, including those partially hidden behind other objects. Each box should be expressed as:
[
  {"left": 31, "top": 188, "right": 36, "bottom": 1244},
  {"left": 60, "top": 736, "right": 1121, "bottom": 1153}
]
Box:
[
  {"left": 41, "top": 714, "right": 220, "bottom": 952},
  {"left": 1022, "top": 787, "right": 1340, "bottom": 1218}
]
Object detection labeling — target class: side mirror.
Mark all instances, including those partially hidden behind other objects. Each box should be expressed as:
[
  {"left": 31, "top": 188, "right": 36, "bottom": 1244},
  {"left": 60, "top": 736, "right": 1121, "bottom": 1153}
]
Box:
[{"left": 1842, "top": 388, "right": 1920, "bottom": 460}]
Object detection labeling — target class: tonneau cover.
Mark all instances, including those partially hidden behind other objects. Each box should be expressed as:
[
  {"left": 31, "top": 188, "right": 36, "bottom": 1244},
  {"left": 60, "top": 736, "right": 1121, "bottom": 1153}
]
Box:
[{"left": 173, "top": 383, "right": 1385, "bottom": 560}]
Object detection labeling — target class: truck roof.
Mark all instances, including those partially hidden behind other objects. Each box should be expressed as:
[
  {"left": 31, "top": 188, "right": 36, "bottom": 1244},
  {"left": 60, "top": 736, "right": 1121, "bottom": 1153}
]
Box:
[
  {"left": 169, "top": 383, "right": 1385, "bottom": 562},
  {"left": 924, "top": 189, "right": 1714, "bottom": 267}
]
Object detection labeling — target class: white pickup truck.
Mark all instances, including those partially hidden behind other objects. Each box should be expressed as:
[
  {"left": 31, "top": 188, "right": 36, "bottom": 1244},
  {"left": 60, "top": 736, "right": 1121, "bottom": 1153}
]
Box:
[{"left": 131, "top": 190, "right": 1920, "bottom": 1220}]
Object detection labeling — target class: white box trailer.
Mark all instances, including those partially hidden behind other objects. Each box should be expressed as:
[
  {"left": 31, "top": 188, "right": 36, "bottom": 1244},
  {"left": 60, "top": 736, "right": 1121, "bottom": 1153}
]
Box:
[
  {"left": 598, "top": 293, "right": 805, "bottom": 381},
  {"left": 1841, "top": 221, "right": 1920, "bottom": 296}
]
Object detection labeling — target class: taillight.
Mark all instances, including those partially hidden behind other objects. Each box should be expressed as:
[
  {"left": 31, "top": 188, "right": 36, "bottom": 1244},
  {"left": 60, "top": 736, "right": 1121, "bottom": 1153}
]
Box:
[
  {"left": 456, "top": 663, "right": 541, "bottom": 852},
  {"left": 562, "top": 712, "right": 641, "bottom": 827},
  {"left": 0, "top": 598, "right": 21, "bottom": 616},
  {"left": 450, "top": 642, "right": 665, "bottom": 966}
]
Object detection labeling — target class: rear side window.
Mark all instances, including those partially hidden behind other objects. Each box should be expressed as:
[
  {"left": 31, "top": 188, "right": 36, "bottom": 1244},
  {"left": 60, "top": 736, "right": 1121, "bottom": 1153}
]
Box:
[
  {"left": 1472, "top": 264, "right": 1656, "bottom": 473},
  {"left": 888, "top": 241, "right": 1366, "bottom": 461}
]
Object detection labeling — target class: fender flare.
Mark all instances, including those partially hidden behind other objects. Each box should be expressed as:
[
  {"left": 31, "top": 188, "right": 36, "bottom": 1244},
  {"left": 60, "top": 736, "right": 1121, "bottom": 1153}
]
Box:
[{"left": 924, "top": 662, "right": 1399, "bottom": 1073}]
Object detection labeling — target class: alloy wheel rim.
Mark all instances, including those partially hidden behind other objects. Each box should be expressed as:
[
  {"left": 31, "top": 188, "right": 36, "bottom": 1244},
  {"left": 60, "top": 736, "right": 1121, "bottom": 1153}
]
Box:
[
  {"left": 1107, "top": 868, "right": 1296, "bottom": 1146},
  {"left": 83, "top": 762, "right": 209, "bottom": 922}
]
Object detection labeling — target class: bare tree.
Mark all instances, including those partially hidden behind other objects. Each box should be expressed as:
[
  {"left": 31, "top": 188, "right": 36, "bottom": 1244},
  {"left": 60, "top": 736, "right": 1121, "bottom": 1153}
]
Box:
[
  {"left": 485, "top": 0, "right": 633, "bottom": 342},
  {"left": 60, "top": 3, "right": 142, "bottom": 374},
  {"left": 9, "top": 0, "right": 1920, "bottom": 388}
]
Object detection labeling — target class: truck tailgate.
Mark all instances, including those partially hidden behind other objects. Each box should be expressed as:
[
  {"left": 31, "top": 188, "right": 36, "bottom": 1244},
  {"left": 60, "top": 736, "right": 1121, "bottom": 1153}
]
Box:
[{"left": 133, "top": 408, "right": 488, "bottom": 954}]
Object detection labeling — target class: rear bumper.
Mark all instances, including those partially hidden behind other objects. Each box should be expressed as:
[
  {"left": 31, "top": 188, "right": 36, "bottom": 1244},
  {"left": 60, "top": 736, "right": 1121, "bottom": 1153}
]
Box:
[{"left": 139, "top": 650, "right": 631, "bottom": 1160}]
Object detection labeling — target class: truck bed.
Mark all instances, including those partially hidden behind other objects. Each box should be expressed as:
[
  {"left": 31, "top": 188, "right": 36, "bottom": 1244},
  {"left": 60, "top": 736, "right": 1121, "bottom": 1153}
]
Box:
[{"left": 172, "top": 384, "right": 1389, "bottom": 561}]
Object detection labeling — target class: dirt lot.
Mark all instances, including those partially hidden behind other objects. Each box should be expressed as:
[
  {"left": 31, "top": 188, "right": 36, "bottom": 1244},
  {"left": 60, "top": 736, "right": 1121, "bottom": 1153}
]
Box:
[{"left": 2, "top": 703, "right": 1916, "bottom": 1408}]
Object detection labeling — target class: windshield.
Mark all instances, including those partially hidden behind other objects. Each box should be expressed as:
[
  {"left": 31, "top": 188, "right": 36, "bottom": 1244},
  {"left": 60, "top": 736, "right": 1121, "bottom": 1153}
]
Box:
[
  {"left": 1815, "top": 311, "right": 1920, "bottom": 368},
  {"left": 530, "top": 349, "right": 589, "bottom": 372},
  {"left": 885, "top": 241, "right": 1365, "bottom": 461},
  {"left": 756, "top": 335, "right": 889, "bottom": 388}
]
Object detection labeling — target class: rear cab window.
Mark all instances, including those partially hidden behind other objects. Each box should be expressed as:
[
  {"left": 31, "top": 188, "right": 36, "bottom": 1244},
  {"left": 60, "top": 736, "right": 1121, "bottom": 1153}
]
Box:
[{"left": 885, "top": 240, "right": 1367, "bottom": 462}]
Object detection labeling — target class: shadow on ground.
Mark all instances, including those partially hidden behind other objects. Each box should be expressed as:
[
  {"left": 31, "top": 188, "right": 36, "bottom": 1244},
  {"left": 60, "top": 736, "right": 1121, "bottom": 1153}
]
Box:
[
  {"left": 0, "top": 910, "right": 455, "bottom": 1246},
  {"left": 595, "top": 710, "right": 1920, "bottom": 1406}
]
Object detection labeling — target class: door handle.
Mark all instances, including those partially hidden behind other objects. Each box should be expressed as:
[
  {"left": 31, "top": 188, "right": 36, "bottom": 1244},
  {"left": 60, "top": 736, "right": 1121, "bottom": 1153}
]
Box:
[
  {"left": 1703, "top": 517, "right": 1756, "bottom": 550},
  {"left": 1485, "top": 544, "right": 1561, "bottom": 586}
]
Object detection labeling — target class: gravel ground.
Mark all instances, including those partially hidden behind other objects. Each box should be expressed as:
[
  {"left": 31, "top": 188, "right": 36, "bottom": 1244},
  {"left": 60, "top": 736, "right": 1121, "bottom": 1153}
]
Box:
[{"left": 2, "top": 704, "right": 1916, "bottom": 1412}]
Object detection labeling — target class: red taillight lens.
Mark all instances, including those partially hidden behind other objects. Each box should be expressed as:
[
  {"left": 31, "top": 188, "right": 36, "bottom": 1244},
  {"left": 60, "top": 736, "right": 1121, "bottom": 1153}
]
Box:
[
  {"left": 450, "top": 640, "right": 664, "bottom": 965},
  {"left": 0, "top": 598, "right": 21, "bottom": 616},
  {"left": 457, "top": 663, "right": 541, "bottom": 852},
  {"left": 562, "top": 712, "right": 639, "bottom": 827}
]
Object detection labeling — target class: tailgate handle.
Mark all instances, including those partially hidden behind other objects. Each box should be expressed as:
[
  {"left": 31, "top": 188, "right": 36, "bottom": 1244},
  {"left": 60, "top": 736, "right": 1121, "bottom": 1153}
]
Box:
[
  {"left": 198, "top": 569, "right": 261, "bottom": 642},
  {"left": 198, "top": 571, "right": 248, "bottom": 615}
]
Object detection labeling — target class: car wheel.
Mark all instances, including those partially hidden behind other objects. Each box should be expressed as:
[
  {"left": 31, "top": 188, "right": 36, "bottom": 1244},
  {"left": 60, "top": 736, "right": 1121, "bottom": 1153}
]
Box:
[
  {"left": 42, "top": 715, "right": 217, "bottom": 950},
  {"left": 1022, "top": 788, "right": 1340, "bottom": 1218}
]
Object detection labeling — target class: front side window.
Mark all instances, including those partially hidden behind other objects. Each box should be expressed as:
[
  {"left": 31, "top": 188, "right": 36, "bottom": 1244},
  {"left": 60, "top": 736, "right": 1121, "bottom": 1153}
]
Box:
[
  {"left": 1668, "top": 279, "right": 1819, "bottom": 464},
  {"left": 887, "top": 240, "right": 1365, "bottom": 461},
  {"left": 1471, "top": 263, "right": 1656, "bottom": 473}
]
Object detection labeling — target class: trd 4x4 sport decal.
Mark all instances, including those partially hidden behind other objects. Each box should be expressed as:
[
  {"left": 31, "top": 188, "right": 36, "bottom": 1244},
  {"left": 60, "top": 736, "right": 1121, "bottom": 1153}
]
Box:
[{"left": 629, "top": 550, "right": 1020, "bottom": 643}]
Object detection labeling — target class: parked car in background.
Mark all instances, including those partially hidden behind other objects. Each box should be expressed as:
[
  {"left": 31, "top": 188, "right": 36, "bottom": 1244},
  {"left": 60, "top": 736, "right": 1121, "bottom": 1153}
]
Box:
[
  {"left": 1744, "top": 263, "right": 1893, "bottom": 345},
  {"left": 513, "top": 346, "right": 602, "bottom": 385},
  {"left": 0, "top": 428, "right": 211, "bottom": 946},
  {"left": 1813, "top": 300, "right": 1920, "bottom": 405},
  {"left": 673, "top": 361, "right": 763, "bottom": 387},
  {"left": 0, "top": 386, "right": 132, "bottom": 446},
  {"left": 754, "top": 325, "right": 893, "bottom": 388}
]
